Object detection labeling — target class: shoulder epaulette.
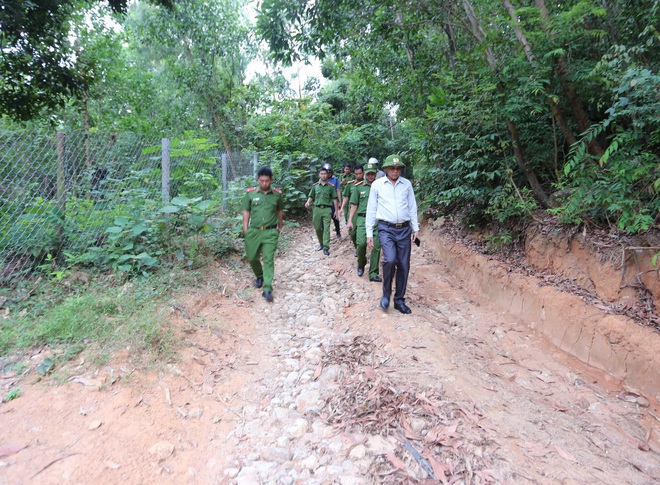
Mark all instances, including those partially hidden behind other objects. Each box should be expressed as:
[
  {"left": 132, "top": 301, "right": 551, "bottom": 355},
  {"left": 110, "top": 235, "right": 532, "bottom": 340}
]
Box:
[
  {"left": 272, "top": 187, "right": 282, "bottom": 194},
  {"left": 347, "top": 180, "right": 356, "bottom": 185},
  {"left": 313, "top": 181, "right": 320, "bottom": 185},
  {"left": 355, "top": 181, "right": 365, "bottom": 186},
  {"left": 246, "top": 187, "right": 257, "bottom": 192}
]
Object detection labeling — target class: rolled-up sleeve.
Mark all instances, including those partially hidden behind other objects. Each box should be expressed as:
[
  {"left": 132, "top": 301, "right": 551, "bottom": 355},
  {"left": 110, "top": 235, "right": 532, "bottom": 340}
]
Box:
[{"left": 408, "top": 184, "right": 419, "bottom": 232}]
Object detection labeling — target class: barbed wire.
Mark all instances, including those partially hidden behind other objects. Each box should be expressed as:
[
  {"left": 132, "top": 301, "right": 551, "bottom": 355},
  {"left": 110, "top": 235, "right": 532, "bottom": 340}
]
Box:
[{"left": 0, "top": 129, "right": 256, "bottom": 285}]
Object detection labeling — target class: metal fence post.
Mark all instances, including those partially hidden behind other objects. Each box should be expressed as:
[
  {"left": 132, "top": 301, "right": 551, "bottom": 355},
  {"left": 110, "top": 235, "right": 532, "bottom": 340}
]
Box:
[
  {"left": 253, "top": 152, "right": 258, "bottom": 178},
  {"left": 56, "top": 132, "right": 67, "bottom": 242},
  {"left": 161, "top": 138, "right": 170, "bottom": 204},
  {"left": 222, "top": 152, "right": 228, "bottom": 211}
]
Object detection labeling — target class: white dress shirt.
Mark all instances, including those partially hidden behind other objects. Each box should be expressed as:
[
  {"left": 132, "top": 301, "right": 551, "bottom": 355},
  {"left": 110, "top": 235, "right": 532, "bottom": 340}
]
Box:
[{"left": 365, "top": 175, "right": 419, "bottom": 237}]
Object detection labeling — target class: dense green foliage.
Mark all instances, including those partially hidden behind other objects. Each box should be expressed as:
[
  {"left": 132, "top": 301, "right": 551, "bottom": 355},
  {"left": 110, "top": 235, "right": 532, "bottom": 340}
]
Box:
[
  {"left": 2, "top": 0, "right": 659, "bottom": 293},
  {"left": 257, "top": 0, "right": 660, "bottom": 233}
]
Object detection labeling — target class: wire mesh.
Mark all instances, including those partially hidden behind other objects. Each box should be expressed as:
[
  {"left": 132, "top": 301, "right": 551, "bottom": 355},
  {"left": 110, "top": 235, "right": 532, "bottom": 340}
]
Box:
[{"left": 0, "top": 128, "right": 256, "bottom": 285}]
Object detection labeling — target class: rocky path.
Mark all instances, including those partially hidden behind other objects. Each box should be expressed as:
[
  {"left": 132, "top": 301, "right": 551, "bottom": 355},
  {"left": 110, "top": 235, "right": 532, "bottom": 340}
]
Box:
[{"left": 1, "top": 224, "right": 659, "bottom": 484}]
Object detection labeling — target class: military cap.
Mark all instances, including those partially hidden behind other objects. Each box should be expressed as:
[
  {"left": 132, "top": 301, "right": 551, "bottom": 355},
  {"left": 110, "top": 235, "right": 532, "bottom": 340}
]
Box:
[
  {"left": 382, "top": 154, "right": 405, "bottom": 168},
  {"left": 364, "top": 163, "right": 378, "bottom": 174}
]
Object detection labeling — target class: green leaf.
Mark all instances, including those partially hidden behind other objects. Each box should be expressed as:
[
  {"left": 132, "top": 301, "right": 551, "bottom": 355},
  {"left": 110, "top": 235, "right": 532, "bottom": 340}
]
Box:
[
  {"left": 37, "top": 358, "right": 55, "bottom": 376},
  {"left": 114, "top": 217, "right": 130, "bottom": 226},
  {"left": 118, "top": 264, "right": 132, "bottom": 272},
  {"left": 105, "top": 226, "right": 123, "bottom": 234},
  {"left": 195, "top": 200, "right": 216, "bottom": 211},
  {"left": 160, "top": 205, "right": 180, "bottom": 213},
  {"left": 130, "top": 224, "right": 148, "bottom": 237},
  {"left": 170, "top": 196, "right": 190, "bottom": 206}
]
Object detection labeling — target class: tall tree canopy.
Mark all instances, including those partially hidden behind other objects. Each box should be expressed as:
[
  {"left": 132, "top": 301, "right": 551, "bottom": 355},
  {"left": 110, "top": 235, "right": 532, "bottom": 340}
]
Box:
[{"left": 0, "top": 0, "right": 173, "bottom": 120}]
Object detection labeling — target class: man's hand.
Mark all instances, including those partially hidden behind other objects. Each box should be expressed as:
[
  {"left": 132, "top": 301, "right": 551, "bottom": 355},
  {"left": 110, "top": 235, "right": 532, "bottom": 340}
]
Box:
[
  {"left": 304, "top": 200, "right": 310, "bottom": 209},
  {"left": 412, "top": 231, "right": 419, "bottom": 241},
  {"left": 347, "top": 222, "right": 353, "bottom": 231},
  {"left": 367, "top": 237, "right": 374, "bottom": 250}
]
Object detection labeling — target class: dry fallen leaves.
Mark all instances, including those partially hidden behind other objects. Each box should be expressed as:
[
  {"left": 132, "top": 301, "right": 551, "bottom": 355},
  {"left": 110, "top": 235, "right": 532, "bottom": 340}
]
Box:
[{"left": 322, "top": 336, "right": 502, "bottom": 483}]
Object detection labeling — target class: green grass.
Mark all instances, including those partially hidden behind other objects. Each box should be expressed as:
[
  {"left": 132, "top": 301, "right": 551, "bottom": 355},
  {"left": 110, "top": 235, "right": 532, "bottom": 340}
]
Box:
[{"left": 0, "top": 269, "right": 205, "bottom": 363}]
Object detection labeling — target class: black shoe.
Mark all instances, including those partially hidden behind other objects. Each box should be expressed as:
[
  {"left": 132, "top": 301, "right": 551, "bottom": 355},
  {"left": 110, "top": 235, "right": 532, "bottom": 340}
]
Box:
[
  {"left": 380, "top": 296, "right": 389, "bottom": 310},
  {"left": 323, "top": 248, "right": 330, "bottom": 256},
  {"left": 357, "top": 267, "right": 364, "bottom": 277},
  {"left": 336, "top": 232, "right": 341, "bottom": 239},
  {"left": 262, "top": 290, "right": 273, "bottom": 303},
  {"left": 354, "top": 250, "right": 358, "bottom": 257},
  {"left": 370, "top": 275, "right": 382, "bottom": 282},
  {"left": 394, "top": 302, "right": 412, "bottom": 314},
  {"left": 316, "top": 245, "right": 323, "bottom": 251},
  {"left": 253, "top": 277, "right": 263, "bottom": 289}
]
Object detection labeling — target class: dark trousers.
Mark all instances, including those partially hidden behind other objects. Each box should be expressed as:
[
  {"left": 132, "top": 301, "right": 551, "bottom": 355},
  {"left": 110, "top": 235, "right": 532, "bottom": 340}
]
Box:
[
  {"left": 330, "top": 205, "right": 341, "bottom": 234},
  {"left": 377, "top": 222, "right": 412, "bottom": 305}
]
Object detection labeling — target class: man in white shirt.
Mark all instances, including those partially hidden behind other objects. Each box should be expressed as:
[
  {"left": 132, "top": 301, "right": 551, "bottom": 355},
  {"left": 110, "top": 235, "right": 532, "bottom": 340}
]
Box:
[{"left": 366, "top": 154, "right": 420, "bottom": 314}]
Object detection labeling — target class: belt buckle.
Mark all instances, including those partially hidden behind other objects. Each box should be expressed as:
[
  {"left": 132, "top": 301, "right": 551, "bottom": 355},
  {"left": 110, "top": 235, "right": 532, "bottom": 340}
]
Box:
[
  {"left": 259, "top": 225, "right": 265, "bottom": 230},
  {"left": 395, "top": 223, "right": 403, "bottom": 228}
]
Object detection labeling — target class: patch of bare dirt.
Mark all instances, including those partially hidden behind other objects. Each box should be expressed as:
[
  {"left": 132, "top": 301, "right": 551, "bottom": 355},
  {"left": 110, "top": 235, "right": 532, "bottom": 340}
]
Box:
[{"left": 0, "top": 222, "right": 659, "bottom": 484}]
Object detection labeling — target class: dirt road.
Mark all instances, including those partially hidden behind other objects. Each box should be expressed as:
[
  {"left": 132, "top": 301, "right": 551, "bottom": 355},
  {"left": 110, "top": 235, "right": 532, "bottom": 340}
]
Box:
[{"left": 1, "top": 224, "right": 659, "bottom": 484}]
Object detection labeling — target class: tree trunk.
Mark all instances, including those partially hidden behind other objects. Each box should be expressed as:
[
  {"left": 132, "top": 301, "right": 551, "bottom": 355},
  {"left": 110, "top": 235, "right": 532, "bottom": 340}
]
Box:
[
  {"left": 534, "top": 0, "right": 604, "bottom": 155},
  {"left": 461, "top": 0, "right": 553, "bottom": 208},
  {"left": 503, "top": 109, "right": 553, "bottom": 208},
  {"left": 503, "top": 0, "right": 577, "bottom": 147}
]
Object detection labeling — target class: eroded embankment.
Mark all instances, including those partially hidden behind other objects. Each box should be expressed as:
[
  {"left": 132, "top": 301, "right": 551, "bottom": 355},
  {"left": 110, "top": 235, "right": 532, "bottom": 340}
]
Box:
[{"left": 425, "top": 221, "right": 660, "bottom": 403}]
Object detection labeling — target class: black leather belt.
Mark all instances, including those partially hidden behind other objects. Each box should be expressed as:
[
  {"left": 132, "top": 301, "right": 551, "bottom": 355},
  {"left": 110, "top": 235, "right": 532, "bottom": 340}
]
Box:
[
  {"left": 378, "top": 220, "right": 409, "bottom": 228},
  {"left": 357, "top": 213, "right": 366, "bottom": 216},
  {"left": 316, "top": 204, "right": 332, "bottom": 208},
  {"left": 253, "top": 224, "right": 278, "bottom": 230}
]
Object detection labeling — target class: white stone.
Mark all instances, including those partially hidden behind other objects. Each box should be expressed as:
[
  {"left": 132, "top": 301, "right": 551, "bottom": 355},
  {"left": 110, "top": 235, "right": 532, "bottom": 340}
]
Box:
[
  {"left": 285, "top": 371, "right": 299, "bottom": 386},
  {"left": 262, "top": 447, "right": 293, "bottom": 463},
  {"left": 349, "top": 444, "right": 367, "bottom": 460},
  {"left": 283, "top": 358, "right": 300, "bottom": 371},
  {"left": 296, "top": 388, "right": 321, "bottom": 414},
  {"left": 287, "top": 418, "right": 309, "bottom": 438},
  {"left": 300, "top": 454, "right": 318, "bottom": 471},
  {"left": 148, "top": 441, "right": 174, "bottom": 460},
  {"left": 223, "top": 468, "right": 240, "bottom": 478},
  {"left": 304, "top": 347, "right": 324, "bottom": 362}
]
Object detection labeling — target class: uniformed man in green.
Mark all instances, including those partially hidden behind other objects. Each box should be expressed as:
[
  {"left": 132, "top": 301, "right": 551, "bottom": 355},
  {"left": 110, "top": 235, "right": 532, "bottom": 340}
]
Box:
[
  {"left": 347, "top": 163, "right": 382, "bottom": 281},
  {"left": 242, "top": 167, "right": 283, "bottom": 303},
  {"left": 340, "top": 164, "right": 364, "bottom": 255},
  {"left": 305, "top": 166, "right": 339, "bottom": 256}
]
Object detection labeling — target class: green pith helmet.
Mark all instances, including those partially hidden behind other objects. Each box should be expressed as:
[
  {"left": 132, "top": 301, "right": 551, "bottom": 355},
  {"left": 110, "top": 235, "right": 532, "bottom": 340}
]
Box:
[
  {"left": 364, "top": 163, "right": 378, "bottom": 174},
  {"left": 382, "top": 154, "right": 405, "bottom": 169}
]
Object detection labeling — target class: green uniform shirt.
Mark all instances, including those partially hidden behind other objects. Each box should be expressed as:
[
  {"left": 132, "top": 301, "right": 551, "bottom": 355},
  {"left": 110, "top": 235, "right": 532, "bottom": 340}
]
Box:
[
  {"left": 349, "top": 181, "right": 372, "bottom": 215},
  {"left": 341, "top": 173, "right": 355, "bottom": 186},
  {"left": 342, "top": 179, "right": 357, "bottom": 200},
  {"left": 308, "top": 182, "right": 337, "bottom": 207},
  {"left": 241, "top": 187, "right": 283, "bottom": 228}
]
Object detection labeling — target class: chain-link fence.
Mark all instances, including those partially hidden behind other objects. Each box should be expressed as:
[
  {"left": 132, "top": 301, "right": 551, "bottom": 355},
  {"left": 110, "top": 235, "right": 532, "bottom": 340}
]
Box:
[{"left": 0, "top": 128, "right": 257, "bottom": 284}]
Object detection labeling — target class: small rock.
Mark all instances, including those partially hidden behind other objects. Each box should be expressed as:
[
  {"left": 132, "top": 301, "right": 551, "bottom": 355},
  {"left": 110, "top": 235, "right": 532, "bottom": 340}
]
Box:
[
  {"left": 262, "top": 447, "right": 293, "bottom": 463},
  {"left": 149, "top": 441, "right": 174, "bottom": 461},
  {"left": 296, "top": 389, "right": 321, "bottom": 414},
  {"left": 104, "top": 461, "right": 121, "bottom": 470},
  {"left": 349, "top": 444, "right": 366, "bottom": 460},
  {"left": 300, "top": 454, "right": 318, "bottom": 471},
  {"left": 88, "top": 420, "right": 103, "bottom": 430},
  {"left": 637, "top": 396, "right": 650, "bottom": 408},
  {"left": 188, "top": 407, "right": 203, "bottom": 419},
  {"left": 410, "top": 417, "right": 427, "bottom": 433},
  {"left": 283, "top": 358, "right": 300, "bottom": 371},
  {"left": 287, "top": 418, "right": 309, "bottom": 438}
]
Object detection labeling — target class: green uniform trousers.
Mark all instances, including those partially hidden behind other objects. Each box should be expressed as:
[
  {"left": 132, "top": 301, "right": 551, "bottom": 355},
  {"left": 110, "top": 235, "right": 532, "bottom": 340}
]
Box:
[
  {"left": 245, "top": 227, "right": 279, "bottom": 292},
  {"left": 356, "top": 216, "right": 381, "bottom": 279},
  {"left": 313, "top": 207, "right": 332, "bottom": 249}
]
